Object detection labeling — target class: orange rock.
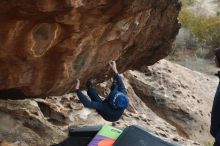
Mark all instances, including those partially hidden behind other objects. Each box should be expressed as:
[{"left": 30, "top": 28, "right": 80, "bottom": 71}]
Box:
[
  {"left": 0, "top": 141, "right": 15, "bottom": 146},
  {"left": 0, "top": 0, "right": 181, "bottom": 97}
]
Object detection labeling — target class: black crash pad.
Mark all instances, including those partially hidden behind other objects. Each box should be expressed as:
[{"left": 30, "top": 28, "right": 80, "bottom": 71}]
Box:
[
  {"left": 114, "top": 125, "right": 179, "bottom": 146},
  {"left": 52, "top": 125, "right": 179, "bottom": 146},
  {"left": 52, "top": 125, "right": 101, "bottom": 146}
]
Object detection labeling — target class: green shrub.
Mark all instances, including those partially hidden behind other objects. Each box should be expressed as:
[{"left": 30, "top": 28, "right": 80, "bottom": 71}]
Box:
[{"left": 179, "top": 9, "right": 220, "bottom": 48}]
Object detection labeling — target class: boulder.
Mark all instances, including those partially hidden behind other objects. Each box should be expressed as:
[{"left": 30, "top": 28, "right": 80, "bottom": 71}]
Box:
[
  {"left": 125, "top": 59, "right": 217, "bottom": 144},
  {"left": 1, "top": 60, "right": 212, "bottom": 146},
  {"left": 0, "top": 0, "right": 180, "bottom": 96}
]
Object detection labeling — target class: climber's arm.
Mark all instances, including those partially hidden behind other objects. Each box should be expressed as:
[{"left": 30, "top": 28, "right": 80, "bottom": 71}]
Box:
[
  {"left": 113, "top": 73, "right": 127, "bottom": 95},
  {"left": 109, "top": 61, "right": 127, "bottom": 95}
]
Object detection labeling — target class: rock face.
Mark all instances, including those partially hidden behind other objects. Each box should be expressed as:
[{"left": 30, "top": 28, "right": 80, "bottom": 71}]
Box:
[
  {"left": 125, "top": 59, "right": 218, "bottom": 144},
  {"left": 0, "top": 0, "right": 181, "bottom": 96},
  {"left": 1, "top": 60, "right": 216, "bottom": 146},
  {"left": 0, "top": 86, "right": 199, "bottom": 146},
  {"left": 0, "top": 100, "right": 67, "bottom": 146}
]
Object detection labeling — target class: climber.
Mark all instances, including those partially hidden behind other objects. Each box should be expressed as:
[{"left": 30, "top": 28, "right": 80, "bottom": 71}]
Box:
[
  {"left": 75, "top": 61, "right": 129, "bottom": 122},
  {"left": 211, "top": 47, "right": 220, "bottom": 146}
]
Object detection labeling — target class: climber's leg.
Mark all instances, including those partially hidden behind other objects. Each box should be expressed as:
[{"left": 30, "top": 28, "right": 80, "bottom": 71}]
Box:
[{"left": 86, "top": 80, "right": 102, "bottom": 102}]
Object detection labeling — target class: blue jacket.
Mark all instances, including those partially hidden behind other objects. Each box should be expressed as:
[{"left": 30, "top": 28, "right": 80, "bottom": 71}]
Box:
[
  {"left": 76, "top": 74, "right": 128, "bottom": 122},
  {"left": 211, "top": 71, "right": 220, "bottom": 143}
]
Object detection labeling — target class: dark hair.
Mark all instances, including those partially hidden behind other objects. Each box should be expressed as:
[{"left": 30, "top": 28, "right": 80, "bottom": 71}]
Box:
[{"left": 214, "top": 48, "right": 220, "bottom": 63}]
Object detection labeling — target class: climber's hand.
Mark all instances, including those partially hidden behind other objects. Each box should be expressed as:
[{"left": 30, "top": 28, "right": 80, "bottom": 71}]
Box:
[
  {"left": 75, "top": 79, "right": 80, "bottom": 90},
  {"left": 109, "top": 60, "right": 118, "bottom": 74}
]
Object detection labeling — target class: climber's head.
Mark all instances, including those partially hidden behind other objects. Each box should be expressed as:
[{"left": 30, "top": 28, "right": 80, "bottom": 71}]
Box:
[
  {"left": 112, "top": 93, "right": 129, "bottom": 110},
  {"left": 214, "top": 48, "right": 220, "bottom": 67}
]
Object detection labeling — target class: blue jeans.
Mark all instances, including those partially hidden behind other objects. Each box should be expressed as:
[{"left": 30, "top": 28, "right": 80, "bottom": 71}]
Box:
[
  {"left": 87, "top": 79, "right": 117, "bottom": 102},
  {"left": 87, "top": 86, "right": 102, "bottom": 103}
]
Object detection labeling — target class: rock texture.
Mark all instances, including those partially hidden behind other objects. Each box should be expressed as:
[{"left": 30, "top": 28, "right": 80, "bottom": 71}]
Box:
[
  {"left": 0, "top": 88, "right": 199, "bottom": 146},
  {"left": 0, "top": 100, "right": 66, "bottom": 146},
  {"left": 1, "top": 60, "right": 217, "bottom": 146},
  {"left": 125, "top": 59, "right": 218, "bottom": 144},
  {"left": 0, "top": 0, "right": 181, "bottom": 96}
]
